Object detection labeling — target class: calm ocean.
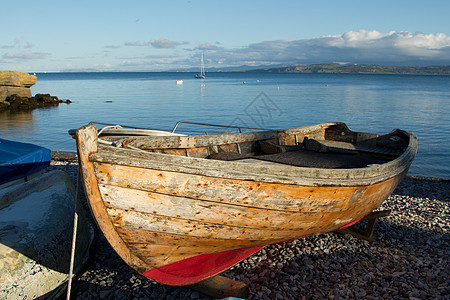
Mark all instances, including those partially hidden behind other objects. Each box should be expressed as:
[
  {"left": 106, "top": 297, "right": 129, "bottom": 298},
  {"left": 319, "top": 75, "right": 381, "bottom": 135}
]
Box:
[{"left": 0, "top": 72, "right": 448, "bottom": 179}]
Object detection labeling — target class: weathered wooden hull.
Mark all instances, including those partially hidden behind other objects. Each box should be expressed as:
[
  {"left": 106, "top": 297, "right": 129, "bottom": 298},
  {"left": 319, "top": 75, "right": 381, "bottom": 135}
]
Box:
[{"left": 75, "top": 122, "right": 417, "bottom": 285}]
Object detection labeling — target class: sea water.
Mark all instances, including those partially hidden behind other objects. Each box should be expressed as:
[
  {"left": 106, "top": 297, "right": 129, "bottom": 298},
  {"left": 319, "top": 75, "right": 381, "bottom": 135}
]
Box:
[{"left": 0, "top": 72, "right": 448, "bottom": 179}]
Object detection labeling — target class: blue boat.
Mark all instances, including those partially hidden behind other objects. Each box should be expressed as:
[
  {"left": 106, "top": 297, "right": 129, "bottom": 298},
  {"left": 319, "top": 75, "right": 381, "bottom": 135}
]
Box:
[{"left": 0, "top": 138, "right": 51, "bottom": 187}]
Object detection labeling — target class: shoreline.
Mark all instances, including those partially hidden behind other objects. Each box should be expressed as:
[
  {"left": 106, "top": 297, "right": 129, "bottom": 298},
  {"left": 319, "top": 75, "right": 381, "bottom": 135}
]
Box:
[{"left": 48, "top": 157, "right": 449, "bottom": 299}]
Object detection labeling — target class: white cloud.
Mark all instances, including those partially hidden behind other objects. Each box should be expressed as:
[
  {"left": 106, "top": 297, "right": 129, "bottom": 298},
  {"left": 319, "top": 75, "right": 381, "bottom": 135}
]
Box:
[
  {"left": 1, "top": 39, "right": 20, "bottom": 49},
  {"left": 201, "top": 30, "right": 450, "bottom": 67},
  {"left": 125, "top": 41, "right": 146, "bottom": 47},
  {"left": 324, "top": 30, "right": 450, "bottom": 56},
  {"left": 3, "top": 52, "right": 50, "bottom": 60},
  {"left": 22, "top": 30, "right": 449, "bottom": 72},
  {"left": 1, "top": 40, "right": 36, "bottom": 49},
  {"left": 197, "top": 43, "right": 221, "bottom": 51},
  {"left": 149, "top": 38, "right": 185, "bottom": 49},
  {"left": 93, "top": 63, "right": 112, "bottom": 68},
  {"left": 123, "top": 39, "right": 188, "bottom": 49},
  {"left": 104, "top": 45, "right": 121, "bottom": 49}
]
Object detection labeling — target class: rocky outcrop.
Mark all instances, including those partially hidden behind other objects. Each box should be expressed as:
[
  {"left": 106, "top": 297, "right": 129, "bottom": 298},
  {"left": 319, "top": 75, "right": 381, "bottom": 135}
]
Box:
[
  {"left": 0, "top": 71, "right": 71, "bottom": 112},
  {"left": 0, "top": 93, "right": 72, "bottom": 112},
  {"left": 0, "top": 71, "right": 36, "bottom": 100}
]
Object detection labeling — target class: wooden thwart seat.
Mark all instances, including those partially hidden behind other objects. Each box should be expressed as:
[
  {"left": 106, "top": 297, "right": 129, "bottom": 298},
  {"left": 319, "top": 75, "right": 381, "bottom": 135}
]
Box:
[{"left": 210, "top": 138, "right": 396, "bottom": 169}]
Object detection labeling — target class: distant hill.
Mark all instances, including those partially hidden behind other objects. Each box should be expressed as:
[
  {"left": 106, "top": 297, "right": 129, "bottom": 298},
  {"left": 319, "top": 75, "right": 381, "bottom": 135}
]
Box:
[{"left": 243, "top": 64, "right": 450, "bottom": 75}]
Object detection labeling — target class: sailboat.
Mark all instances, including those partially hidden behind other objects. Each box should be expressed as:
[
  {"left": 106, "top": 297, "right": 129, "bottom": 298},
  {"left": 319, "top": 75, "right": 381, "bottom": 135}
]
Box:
[{"left": 194, "top": 53, "right": 205, "bottom": 79}]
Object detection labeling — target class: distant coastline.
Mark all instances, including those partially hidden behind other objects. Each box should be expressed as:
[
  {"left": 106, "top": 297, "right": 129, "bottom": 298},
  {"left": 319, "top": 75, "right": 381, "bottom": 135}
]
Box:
[
  {"left": 240, "top": 64, "right": 450, "bottom": 75},
  {"left": 55, "top": 63, "right": 450, "bottom": 75}
]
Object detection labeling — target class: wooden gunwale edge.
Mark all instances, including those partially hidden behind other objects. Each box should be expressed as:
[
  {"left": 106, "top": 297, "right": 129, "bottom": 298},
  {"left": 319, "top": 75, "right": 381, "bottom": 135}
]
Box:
[
  {"left": 91, "top": 132, "right": 416, "bottom": 187},
  {"left": 108, "top": 122, "right": 340, "bottom": 149}
]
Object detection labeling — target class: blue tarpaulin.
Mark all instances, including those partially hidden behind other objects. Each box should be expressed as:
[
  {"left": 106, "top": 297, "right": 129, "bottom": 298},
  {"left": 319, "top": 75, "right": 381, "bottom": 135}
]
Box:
[{"left": 0, "top": 138, "right": 51, "bottom": 185}]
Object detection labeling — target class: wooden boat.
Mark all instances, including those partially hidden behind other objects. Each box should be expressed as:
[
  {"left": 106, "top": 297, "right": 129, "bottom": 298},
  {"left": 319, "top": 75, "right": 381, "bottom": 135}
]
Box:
[{"left": 73, "top": 122, "right": 417, "bottom": 286}]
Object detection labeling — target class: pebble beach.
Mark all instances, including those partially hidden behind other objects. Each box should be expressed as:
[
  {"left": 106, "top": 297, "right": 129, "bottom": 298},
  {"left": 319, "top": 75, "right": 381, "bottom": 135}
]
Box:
[{"left": 49, "top": 155, "right": 449, "bottom": 300}]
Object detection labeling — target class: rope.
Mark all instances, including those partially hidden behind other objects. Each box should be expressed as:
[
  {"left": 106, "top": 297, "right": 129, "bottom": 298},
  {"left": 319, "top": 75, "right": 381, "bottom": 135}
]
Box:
[
  {"left": 96, "top": 125, "right": 148, "bottom": 152},
  {"left": 97, "top": 124, "right": 123, "bottom": 136},
  {"left": 66, "top": 167, "right": 81, "bottom": 300},
  {"left": 97, "top": 125, "right": 125, "bottom": 148},
  {"left": 123, "top": 144, "right": 148, "bottom": 152}
]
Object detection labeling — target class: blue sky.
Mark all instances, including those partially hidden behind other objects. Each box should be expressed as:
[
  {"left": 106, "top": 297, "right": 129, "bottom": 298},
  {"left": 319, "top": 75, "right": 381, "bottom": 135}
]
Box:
[{"left": 1, "top": 0, "right": 450, "bottom": 72}]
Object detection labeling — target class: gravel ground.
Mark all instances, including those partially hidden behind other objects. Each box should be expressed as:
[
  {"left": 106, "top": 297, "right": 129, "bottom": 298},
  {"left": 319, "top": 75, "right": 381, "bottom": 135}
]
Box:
[{"left": 49, "top": 156, "right": 449, "bottom": 300}]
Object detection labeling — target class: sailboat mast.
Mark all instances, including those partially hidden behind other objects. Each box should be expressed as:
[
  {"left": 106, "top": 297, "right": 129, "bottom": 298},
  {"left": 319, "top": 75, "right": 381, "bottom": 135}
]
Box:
[
  {"left": 201, "top": 53, "right": 204, "bottom": 76},
  {"left": 194, "top": 53, "right": 205, "bottom": 79}
]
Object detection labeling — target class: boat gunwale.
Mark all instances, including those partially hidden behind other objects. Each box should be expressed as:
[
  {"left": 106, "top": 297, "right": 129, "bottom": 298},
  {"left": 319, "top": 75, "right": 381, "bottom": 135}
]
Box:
[
  {"left": 101, "top": 122, "right": 339, "bottom": 149},
  {"left": 91, "top": 126, "right": 417, "bottom": 187}
]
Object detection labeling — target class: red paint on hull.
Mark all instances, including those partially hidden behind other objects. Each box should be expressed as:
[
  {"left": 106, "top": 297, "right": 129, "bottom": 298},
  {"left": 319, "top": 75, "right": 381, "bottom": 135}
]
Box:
[
  {"left": 142, "top": 246, "right": 265, "bottom": 285},
  {"left": 142, "top": 218, "right": 365, "bottom": 285}
]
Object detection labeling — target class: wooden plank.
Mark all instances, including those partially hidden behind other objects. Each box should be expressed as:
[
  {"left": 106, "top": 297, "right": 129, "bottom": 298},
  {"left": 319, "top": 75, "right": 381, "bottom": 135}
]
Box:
[
  {"left": 218, "top": 143, "right": 238, "bottom": 153},
  {"left": 106, "top": 204, "right": 376, "bottom": 242},
  {"left": 92, "top": 143, "right": 412, "bottom": 185},
  {"left": 163, "top": 148, "right": 186, "bottom": 156},
  {"left": 188, "top": 275, "right": 249, "bottom": 299},
  {"left": 99, "top": 184, "right": 358, "bottom": 229},
  {"left": 318, "top": 139, "right": 405, "bottom": 159},
  {"left": 114, "top": 228, "right": 267, "bottom": 267},
  {"left": 100, "top": 184, "right": 323, "bottom": 229},
  {"left": 237, "top": 141, "right": 256, "bottom": 154},
  {"left": 187, "top": 146, "right": 209, "bottom": 158},
  {"left": 115, "top": 226, "right": 264, "bottom": 249},
  {"left": 94, "top": 163, "right": 359, "bottom": 212},
  {"left": 238, "top": 158, "right": 290, "bottom": 167},
  {"left": 95, "top": 164, "right": 405, "bottom": 234},
  {"left": 107, "top": 207, "right": 293, "bottom": 240},
  {"left": 278, "top": 134, "right": 297, "bottom": 146}
]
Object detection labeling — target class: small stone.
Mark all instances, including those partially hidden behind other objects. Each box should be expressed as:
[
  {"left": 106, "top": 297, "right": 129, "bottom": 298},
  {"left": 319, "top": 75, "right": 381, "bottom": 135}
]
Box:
[{"left": 99, "top": 290, "right": 111, "bottom": 299}]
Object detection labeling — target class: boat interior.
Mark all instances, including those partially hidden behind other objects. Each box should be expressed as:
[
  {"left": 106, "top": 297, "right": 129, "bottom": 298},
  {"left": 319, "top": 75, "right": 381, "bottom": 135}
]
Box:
[{"left": 96, "top": 122, "right": 411, "bottom": 170}]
